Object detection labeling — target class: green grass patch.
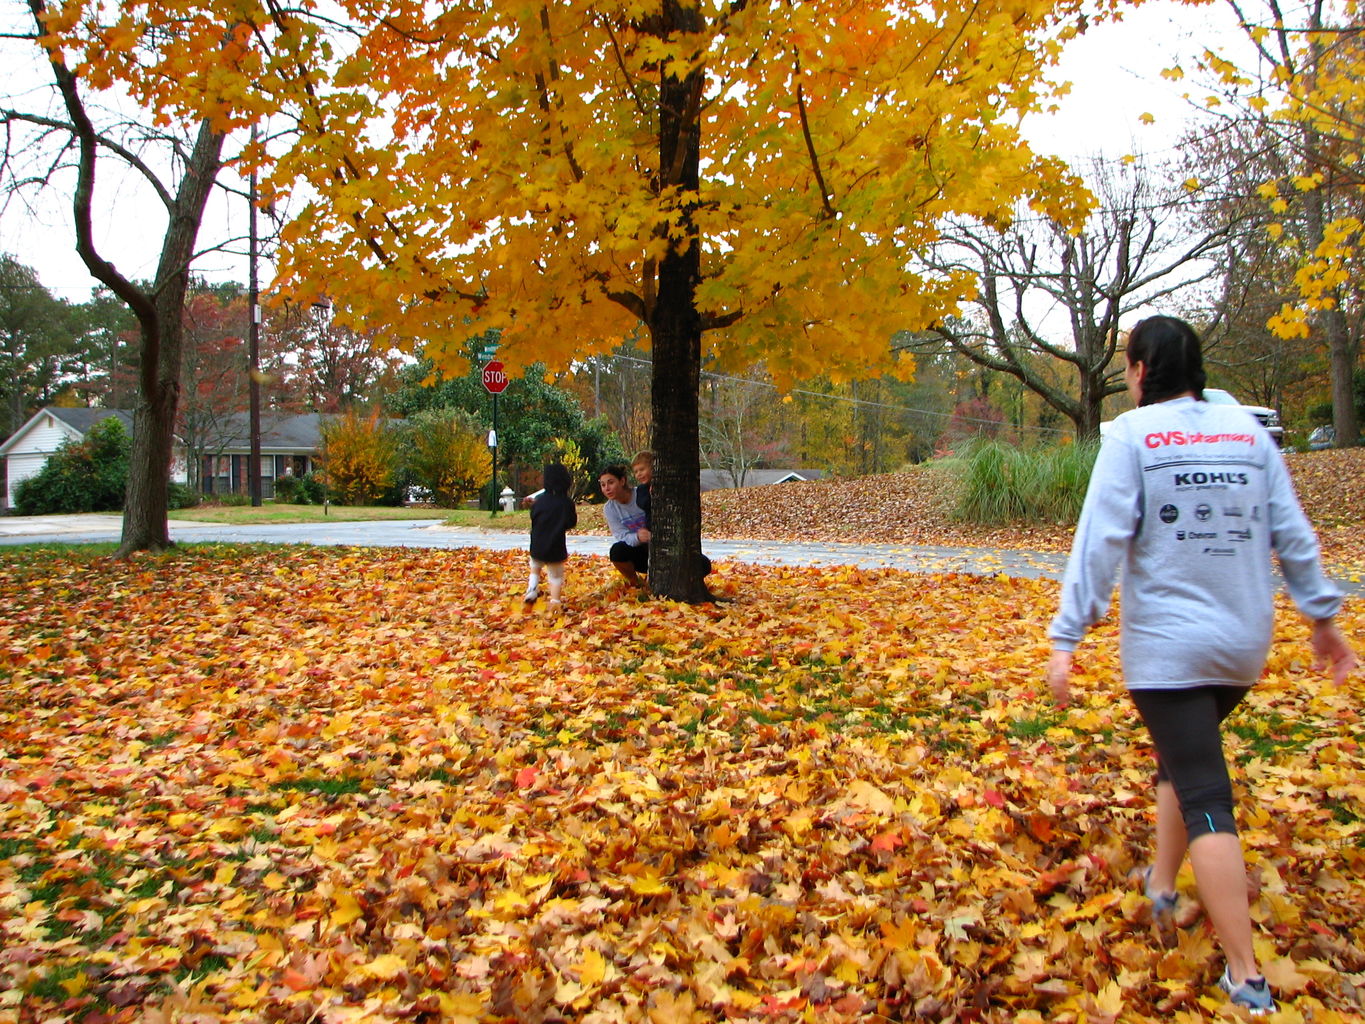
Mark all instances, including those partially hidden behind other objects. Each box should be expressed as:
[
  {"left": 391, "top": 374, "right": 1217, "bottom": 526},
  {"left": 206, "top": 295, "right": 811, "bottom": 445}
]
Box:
[
  {"left": 423, "top": 767, "right": 465, "bottom": 785},
  {"left": 0, "top": 542, "right": 121, "bottom": 560},
  {"left": 170, "top": 503, "right": 443, "bottom": 525},
  {"left": 1226, "top": 712, "right": 1316, "bottom": 760},
  {"left": 1326, "top": 797, "right": 1360, "bottom": 826},
  {"left": 269, "top": 775, "right": 367, "bottom": 796},
  {"left": 442, "top": 508, "right": 530, "bottom": 531},
  {"left": 1007, "top": 713, "right": 1062, "bottom": 739},
  {"left": 23, "top": 962, "right": 87, "bottom": 1002}
]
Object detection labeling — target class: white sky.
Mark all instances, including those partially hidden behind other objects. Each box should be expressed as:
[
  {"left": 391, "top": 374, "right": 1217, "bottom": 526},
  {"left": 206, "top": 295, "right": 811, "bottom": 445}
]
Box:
[
  {"left": 1026, "top": 0, "right": 1246, "bottom": 161},
  {"left": 1, "top": 0, "right": 1245, "bottom": 304}
]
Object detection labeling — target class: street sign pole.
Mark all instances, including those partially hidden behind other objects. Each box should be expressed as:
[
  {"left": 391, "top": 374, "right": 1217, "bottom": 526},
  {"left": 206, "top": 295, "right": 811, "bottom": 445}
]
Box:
[
  {"left": 482, "top": 359, "right": 509, "bottom": 514},
  {"left": 490, "top": 391, "right": 498, "bottom": 516}
]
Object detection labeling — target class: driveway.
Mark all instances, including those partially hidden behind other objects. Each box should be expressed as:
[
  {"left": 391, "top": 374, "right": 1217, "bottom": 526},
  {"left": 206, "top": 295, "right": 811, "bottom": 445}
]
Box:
[{"left": 0, "top": 513, "right": 1072, "bottom": 580}]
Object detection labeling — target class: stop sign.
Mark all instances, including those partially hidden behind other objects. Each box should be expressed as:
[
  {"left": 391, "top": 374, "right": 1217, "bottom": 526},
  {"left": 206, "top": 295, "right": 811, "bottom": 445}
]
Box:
[{"left": 482, "top": 360, "right": 509, "bottom": 394}]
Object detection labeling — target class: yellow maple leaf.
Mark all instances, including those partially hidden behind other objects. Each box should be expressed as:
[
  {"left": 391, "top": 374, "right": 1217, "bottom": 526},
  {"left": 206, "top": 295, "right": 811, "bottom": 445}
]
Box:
[
  {"left": 579, "top": 947, "right": 607, "bottom": 987},
  {"left": 331, "top": 890, "right": 363, "bottom": 928},
  {"left": 629, "top": 871, "right": 672, "bottom": 896},
  {"left": 360, "top": 953, "right": 407, "bottom": 980}
]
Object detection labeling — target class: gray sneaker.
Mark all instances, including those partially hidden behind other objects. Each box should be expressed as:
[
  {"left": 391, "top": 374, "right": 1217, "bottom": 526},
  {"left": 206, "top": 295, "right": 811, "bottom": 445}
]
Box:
[
  {"left": 1218, "top": 969, "right": 1276, "bottom": 1015},
  {"left": 1142, "top": 866, "right": 1178, "bottom": 921}
]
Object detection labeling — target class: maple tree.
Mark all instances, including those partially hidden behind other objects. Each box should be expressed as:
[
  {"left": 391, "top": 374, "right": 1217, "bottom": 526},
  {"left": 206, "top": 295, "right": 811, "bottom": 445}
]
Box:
[
  {"left": 1193, "top": 0, "right": 1365, "bottom": 445},
  {"left": 4, "top": 0, "right": 230, "bottom": 554},
  {"left": 261, "top": 300, "right": 406, "bottom": 415},
  {"left": 399, "top": 407, "right": 487, "bottom": 508},
  {"left": 319, "top": 408, "right": 399, "bottom": 505},
  {"left": 0, "top": 537, "right": 1361, "bottom": 1021},
  {"left": 268, "top": 0, "right": 1096, "bottom": 600},
  {"left": 0, "top": 0, "right": 330, "bottom": 552}
]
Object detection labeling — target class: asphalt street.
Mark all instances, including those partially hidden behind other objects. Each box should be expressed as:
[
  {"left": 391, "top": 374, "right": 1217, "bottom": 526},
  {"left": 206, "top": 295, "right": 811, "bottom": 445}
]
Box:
[
  {"left": 0, "top": 513, "right": 1071, "bottom": 579},
  {"left": 3, "top": 514, "right": 1361, "bottom": 594}
]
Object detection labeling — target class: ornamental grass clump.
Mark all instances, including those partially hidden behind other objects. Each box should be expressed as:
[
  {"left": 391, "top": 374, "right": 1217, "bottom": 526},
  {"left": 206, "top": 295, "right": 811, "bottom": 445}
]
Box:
[{"left": 953, "top": 439, "right": 1099, "bottom": 525}]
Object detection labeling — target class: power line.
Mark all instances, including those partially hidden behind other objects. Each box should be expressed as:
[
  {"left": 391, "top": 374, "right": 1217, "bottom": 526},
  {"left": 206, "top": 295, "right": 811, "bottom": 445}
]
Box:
[{"left": 599, "top": 351, "right": 1069, "bottom": 436}]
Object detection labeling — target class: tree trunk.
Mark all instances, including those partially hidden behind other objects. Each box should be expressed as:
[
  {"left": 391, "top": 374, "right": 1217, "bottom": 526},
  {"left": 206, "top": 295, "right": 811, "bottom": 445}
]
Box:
[
  {"left": 1323, "top": 306, "right": 1360, "bottom": 446},
  {"left": 34, "top": 0, "right": 227, "bottom": 555},
  {"left": 647, "top": 0, "right": 710, "bottom": 602},
  {"left": 650, "top": 288, "right": 710, "bottom": 602},
  {"left": 1299, "top": 144, "right": 1361, "bottom": 450},
  {"left": 1075, "top": 369, "right": 1105, "bottom": 442},
  {"left": 118, "top": 119, "right": 225, "bottom": 555}
]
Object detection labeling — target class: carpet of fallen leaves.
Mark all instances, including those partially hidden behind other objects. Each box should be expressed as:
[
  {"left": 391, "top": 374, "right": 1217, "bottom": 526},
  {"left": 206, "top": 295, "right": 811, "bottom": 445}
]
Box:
[
  {"left": 694, "top": 447, "right": 1365, "bottom": 576},
  {"left": 2, "top": 544, "right": 1363, "bottom": 1024}
]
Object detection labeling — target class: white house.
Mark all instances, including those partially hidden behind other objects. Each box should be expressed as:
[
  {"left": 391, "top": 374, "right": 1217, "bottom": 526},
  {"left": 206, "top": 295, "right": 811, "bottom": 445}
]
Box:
[
  {"left": 1, "top": 407, "right": 325, "bottom": 511},
  {"left": 0, "top": 408, "right": 153, "bottom": 511}
]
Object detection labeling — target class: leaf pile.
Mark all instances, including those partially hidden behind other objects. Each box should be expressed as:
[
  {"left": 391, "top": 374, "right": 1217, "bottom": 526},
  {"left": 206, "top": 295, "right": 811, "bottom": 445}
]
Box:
[
  {"left": 697, "top": 448, "right": 1365, "bottom": 576},
  {"left": 1, "top": 546, "right": 1363, "bottom": 1023}
]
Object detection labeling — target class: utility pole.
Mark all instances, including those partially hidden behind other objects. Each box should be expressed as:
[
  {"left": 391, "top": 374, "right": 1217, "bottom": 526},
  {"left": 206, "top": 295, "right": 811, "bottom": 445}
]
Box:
[{"left": 248, "top": 127, "right": 262, "bottom": 507}]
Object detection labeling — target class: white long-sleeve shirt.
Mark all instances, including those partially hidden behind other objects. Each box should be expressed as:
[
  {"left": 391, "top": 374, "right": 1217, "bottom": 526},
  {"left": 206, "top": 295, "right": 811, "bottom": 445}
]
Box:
[
  {"left": 1049, "top": 397, "right": 1343, "bottom": 689},
  {"left": 603, "top": 492, "right": 647, "bottom": 546}
]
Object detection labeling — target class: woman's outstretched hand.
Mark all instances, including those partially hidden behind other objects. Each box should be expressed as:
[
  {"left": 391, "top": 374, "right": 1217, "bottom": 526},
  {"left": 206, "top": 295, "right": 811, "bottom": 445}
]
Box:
[{"left": 1312, "top": 619, "right": 1358, "bottom": 686}]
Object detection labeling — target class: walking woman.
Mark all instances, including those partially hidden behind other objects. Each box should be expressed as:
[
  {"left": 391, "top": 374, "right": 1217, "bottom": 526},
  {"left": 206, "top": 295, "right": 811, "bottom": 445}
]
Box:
[{"left": 1046, "top": 315, "right": 1356, "bottom": 1015}]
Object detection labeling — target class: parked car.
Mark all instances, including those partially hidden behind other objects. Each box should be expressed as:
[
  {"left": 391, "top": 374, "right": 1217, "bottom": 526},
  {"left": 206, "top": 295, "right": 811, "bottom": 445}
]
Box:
[
  {"left": 1307, "top": 425, "right": 1336, "bottom": 451},
  {"left": 1099, "top": 387, "right": 1284, "bottom": 445},
  {"left": 1201, "top": 388, "right": 1284, "bottom": 446}
]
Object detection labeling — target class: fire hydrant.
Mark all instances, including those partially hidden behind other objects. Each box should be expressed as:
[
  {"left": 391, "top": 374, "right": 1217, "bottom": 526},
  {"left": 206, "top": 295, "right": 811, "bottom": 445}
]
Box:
[{"left": 499, "top": 487, "right": 516, "bottom": 513}]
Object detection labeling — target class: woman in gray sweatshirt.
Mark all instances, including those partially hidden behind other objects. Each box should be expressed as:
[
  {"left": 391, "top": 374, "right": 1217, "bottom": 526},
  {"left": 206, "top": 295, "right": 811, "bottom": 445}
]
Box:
[{"left": 1046, "top": 315, "right": 1356, "bottom": 1015}]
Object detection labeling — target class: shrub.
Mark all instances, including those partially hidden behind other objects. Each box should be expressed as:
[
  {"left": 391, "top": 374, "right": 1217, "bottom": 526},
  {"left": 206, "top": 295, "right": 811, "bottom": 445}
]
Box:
[
  {"left": 951, "top": 439, "right": 1099, "bottom": 525},
  {"left": 299, "top": 471, "right": 327, "bottom": 504},
  {"left": 272, "top": 474, "right": 305, "bottom": 504},
  {"left": 272, "top": 473, "right": 326, "bottom": 505},
  {"left": 167, "top": 482, "right": 200, "bottom": 510},
  {"left": 549, "top": 437, "right": 587, "bottom": 498},
  {"left": 319, "top": 410, "right": 397, "bottom": 506},
  {"left": 15, "top": 417, "right": 131, "bottom": 514},
  {"left": 400, "top": 408, "right": 487, "bottom": 508},
  {"left": 273, "top": 472, "right": 327, "bottom": 505}
]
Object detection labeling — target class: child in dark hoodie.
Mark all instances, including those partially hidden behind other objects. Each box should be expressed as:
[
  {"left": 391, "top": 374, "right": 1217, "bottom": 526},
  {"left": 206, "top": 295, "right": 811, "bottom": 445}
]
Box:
[{"left": 524, "top": 463, "right": 577, "bottom": 609}]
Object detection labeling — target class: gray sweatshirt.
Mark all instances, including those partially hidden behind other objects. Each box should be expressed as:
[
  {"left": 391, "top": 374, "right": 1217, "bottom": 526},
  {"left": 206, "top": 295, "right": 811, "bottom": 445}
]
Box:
[{"left": 1049, "top": 396, "right": 1343, "bottom": 689}]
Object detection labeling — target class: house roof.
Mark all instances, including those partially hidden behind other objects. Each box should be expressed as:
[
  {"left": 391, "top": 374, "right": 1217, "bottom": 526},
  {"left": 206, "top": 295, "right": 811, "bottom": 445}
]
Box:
[
  {"left": 699, "top": 468, "right": 824, "bottom": 491},
  {"left": 200, "top": 412, "right": 325, "bottom": 452},
  {"left": 3, "top": 406, "right": 326, "bottom": 457},
  {"left": 48, "top": 407, "right": 136, "bottom": 434},
  {"left": 0, "top": 406, "right": 134, "bottom": 456},
  {"left": 261, "top": 413, "right": 324, "bottom": 450}
]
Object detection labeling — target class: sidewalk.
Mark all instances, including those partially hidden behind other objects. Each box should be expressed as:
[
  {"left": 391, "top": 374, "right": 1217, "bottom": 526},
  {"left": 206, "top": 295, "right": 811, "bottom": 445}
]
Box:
[{"left": 0, "top": 513, "right": 127, "bottom": 537}]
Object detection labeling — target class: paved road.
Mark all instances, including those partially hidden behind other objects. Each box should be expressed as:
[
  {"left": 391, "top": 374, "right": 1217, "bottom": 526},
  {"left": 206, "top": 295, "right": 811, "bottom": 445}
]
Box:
[
  {"left": 0, "top": 513, "right": 1071, "bottom": 579},
  {"left": 3, "top": 514, "right": 1360, "bottom": 594}
]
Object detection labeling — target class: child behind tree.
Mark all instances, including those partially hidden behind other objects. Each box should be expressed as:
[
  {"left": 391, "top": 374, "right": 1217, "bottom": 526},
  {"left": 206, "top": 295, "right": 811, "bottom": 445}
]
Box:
[{"left": 524, "top": 463, "right": 577, "bottom": 609}]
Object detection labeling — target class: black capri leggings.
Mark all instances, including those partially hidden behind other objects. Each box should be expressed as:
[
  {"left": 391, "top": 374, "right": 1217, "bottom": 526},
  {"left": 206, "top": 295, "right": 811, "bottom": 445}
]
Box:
[
  {"left": 608, "top": 541, "right": 650, "bottom": 572},
  {"left": 1129, "top": 685, "right": 1251, "bottom": 841}
]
